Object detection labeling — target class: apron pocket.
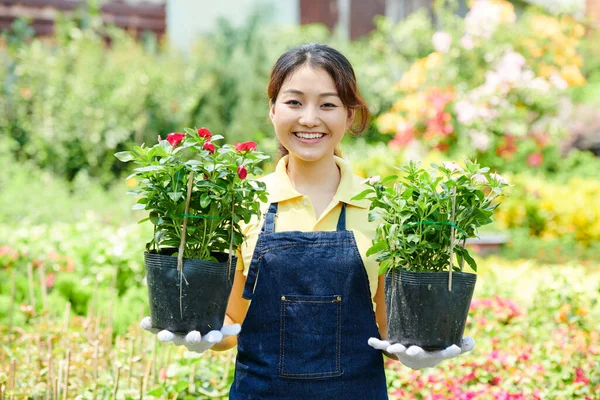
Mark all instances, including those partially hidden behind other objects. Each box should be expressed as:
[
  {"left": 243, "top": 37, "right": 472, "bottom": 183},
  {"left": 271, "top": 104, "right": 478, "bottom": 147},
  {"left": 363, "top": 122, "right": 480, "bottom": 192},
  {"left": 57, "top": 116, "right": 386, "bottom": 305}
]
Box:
[{"left": 279, "top": 294, "right": 342, "bottom": 379}]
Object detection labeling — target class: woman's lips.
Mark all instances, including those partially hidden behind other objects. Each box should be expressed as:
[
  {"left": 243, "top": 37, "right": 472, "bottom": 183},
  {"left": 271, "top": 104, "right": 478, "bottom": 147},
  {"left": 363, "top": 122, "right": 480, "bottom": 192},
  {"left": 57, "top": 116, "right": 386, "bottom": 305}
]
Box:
[{"left": 292, "top": 132, "right": 327, "bottom": 144}]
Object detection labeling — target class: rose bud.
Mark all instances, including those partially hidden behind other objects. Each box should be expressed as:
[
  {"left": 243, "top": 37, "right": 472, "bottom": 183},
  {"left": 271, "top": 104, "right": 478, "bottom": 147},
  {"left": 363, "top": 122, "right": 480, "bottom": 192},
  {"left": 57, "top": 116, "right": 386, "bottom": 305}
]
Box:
[
  {"left": 203, "top": 141, "right": 215, "bottom": 154},
  {"left": 197, "top": 127, "right": 212, "bottom": 139},
  {"left": 237, "top": 165, "right": 248, "bottom": 180}
]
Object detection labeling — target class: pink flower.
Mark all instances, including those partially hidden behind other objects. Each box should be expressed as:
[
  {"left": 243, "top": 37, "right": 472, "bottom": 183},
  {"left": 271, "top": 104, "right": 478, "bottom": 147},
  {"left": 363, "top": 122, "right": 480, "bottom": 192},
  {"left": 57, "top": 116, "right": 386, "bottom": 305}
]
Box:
[
  {"left": 472, "top": 173, "right": 488, "bottom": 183},
  {"left": 166, "top": 133, "right": 186, "bottom": 147},
  {"left": 526, "top": 152, "right": 543, "bottom": 167},
  {"left": 197, "top": 127, "right": 212, "bottom": 139},
  {"left": 203, "top": 141, "right": 215, "bottom": 154},
  {"left": 237, "top": 165, "right": 248, "bottom": 180},
  {"left": 362, "top": 176, "right": 381, "bottom": 185},
  {"left": 574, "top": 367, "right": 590, "bottom": 384},
  {"left": 490, "top": 173, "right": 509, "bottom": 185},
  {"left": 443, "top": 161, "right": 463, "bottom": 172}
]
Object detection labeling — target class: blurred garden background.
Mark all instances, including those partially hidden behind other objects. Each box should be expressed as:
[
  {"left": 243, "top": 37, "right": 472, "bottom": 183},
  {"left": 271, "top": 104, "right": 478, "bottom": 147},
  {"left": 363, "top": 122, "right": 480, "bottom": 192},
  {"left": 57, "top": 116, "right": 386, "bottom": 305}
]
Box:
[{"left": 1, "top": 0, "right": 599, "bottom": 398}]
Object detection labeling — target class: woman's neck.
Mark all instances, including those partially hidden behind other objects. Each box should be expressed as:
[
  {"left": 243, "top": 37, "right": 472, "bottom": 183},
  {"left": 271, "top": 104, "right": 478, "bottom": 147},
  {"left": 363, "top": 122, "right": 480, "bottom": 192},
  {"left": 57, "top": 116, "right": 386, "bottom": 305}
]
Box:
[{"left": 286, "top": 155, "right": 340, "bottom": 196}]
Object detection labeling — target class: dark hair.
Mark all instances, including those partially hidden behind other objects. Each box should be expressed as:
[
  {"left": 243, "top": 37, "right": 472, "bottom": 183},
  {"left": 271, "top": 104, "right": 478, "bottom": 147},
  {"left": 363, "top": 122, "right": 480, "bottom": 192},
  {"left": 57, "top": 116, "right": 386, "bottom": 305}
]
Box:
[{"left": 268, "top": 43, "right": 370, "bottom": 159}]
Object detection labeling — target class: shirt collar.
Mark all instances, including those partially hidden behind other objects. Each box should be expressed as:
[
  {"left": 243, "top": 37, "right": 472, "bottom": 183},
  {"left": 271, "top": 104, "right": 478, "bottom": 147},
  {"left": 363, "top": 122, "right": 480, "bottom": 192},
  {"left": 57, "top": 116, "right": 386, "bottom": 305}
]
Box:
[{"left": 268, "top": 155, "right": 370, "bottom": 209}]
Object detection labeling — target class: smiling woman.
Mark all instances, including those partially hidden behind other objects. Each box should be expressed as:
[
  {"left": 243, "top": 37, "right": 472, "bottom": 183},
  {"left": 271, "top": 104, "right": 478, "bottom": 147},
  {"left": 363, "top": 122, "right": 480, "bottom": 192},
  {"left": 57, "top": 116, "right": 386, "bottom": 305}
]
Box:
[
  {"left": 267, "top": 43, "right": 370, "bottom": 161},
  {"left": 141, "top": 43, "right": 475, "bottom": 400}
]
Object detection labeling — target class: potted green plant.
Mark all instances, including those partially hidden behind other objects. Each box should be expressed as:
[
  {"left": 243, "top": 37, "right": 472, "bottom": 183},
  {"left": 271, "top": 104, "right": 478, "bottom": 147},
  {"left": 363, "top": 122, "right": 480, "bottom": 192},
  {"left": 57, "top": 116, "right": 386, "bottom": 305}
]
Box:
[
  {"left": 115, "top": 128, "right": 268, "bottom": 335},
  {"left": 353, "top": 160, "right": 509, "bottom": 350}
]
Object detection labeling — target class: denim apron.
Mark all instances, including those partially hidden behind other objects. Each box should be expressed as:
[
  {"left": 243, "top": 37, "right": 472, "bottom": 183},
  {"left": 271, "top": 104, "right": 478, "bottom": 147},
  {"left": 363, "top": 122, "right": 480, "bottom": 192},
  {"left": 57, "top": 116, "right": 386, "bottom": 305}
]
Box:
[{"left": 229, "top": 202, "right": 388, "bottom": 400}]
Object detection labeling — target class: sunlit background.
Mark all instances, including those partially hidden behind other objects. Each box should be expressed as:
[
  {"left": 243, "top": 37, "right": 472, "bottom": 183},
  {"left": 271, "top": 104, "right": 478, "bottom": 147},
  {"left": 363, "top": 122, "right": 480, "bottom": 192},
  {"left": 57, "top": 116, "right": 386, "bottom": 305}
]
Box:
[{"left": 1, "top": 0, "right": 599, "bottom": 398}]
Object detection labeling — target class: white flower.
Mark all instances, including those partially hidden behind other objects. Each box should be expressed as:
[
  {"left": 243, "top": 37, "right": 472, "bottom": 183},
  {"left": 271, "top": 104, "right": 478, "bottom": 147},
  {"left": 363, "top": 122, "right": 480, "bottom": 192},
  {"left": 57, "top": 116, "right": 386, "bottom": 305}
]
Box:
[
  {"left": 529, "top": 77, "right": 551, "bottom": 93},
  {"left": 460, "top": 35, "right": 474, "bottom": 50},
  {"left": 490, "top": 173, "right": 509, "bottom": 185},
  {"left": 432, "top": 32, "right": 452, "bottom": 53},
  {"left": 362, "top": 175, "right": 381, "bottom": 185},
  {"left": 472, "top": 173, "right": 488, "bottom": 183},
  {"left": 549, "top": 73, "right": 568, "bottom": 90},
  {"left": 469, "top": 131, "right": 491, "bottom": 151},
  {"left": 455, "top": 100, "right": 478, "bottom": 125},
  {"left": 443, "top": 161, "right": 463, "bottom": 172}
]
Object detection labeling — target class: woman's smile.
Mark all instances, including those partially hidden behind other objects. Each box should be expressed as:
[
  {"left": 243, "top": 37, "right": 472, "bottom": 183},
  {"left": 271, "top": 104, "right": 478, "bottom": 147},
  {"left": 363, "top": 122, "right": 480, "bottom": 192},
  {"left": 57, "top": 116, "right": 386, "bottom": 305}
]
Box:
[{"left": 292, "top": 131, "right": 327, "bottom": 143}]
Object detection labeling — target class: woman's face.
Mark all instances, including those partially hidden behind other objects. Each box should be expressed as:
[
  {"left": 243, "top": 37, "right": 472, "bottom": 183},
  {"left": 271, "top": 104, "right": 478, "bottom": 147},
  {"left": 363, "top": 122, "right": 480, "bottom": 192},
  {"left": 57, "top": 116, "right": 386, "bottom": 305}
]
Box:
[{"left": 270, "top": 65, "right": 354, "bottom": 163}]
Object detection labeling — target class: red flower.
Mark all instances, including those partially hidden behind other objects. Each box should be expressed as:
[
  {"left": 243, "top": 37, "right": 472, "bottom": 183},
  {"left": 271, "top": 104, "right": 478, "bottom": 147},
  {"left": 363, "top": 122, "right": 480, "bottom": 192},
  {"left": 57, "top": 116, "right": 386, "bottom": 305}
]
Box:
[
  {"left": 203, "top": 141, "right": 215, "bottom": 154},
  {"left": 574, "top": 367, "right": 590, "bottom": 385},
  {"left": 526, "top": 152, "right": 543, "bottom": 167},
  {"left": 496, "top": 135, "right": 518, "bottom": 160},
  {"left": 166, "top": 133, "right": 186, "bottom": 147},
  {"left": 234, "top": 141, "right": 257, "bottom": 152},
  {"left": 45, "top": 273, "right": 56, "bottom": 289},
  {"left": 237, "top": 165, "right": 248, "bottom": 180},
  {"left": 197, "top": 127, "right": 212, "bottom": 139}
]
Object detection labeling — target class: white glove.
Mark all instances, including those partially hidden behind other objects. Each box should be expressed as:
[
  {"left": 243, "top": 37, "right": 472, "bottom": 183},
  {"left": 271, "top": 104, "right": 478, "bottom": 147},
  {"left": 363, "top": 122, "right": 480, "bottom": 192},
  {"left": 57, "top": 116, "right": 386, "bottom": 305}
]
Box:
[
  {"left": 140, "top": 317, "right": 241, "bottom": 353},
  {"left": 368, "top": 336, "right": 475, "bottom": 370}
]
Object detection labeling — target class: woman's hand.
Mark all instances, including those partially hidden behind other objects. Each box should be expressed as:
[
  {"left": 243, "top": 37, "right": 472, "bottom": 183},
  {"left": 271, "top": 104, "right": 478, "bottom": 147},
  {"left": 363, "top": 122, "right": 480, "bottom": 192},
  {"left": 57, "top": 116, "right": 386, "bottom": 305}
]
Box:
[
  {"left": 140, "top": 316, "right": 241, "bottom": 353},
  {"left": 368, "top": 336, "right": 476, "bottom": 370}
]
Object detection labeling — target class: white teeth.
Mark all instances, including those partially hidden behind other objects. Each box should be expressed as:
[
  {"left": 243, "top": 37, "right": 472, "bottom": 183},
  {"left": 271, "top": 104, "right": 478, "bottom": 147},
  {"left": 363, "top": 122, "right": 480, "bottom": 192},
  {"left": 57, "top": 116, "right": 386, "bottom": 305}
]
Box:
[{"left": 294, "top": 132, "right": 325, "bottom": 139}]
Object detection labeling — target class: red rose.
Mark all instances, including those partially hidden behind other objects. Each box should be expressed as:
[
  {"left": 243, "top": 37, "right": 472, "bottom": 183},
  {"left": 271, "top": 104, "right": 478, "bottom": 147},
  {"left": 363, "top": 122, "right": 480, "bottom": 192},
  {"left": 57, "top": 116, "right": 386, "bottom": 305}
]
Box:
[
  {"left": 234, "top": 141, "right": 257, "bottom": 152},
  {"left": 237, "top": 165, "right": 248, "bottom": 180},
  {"left": 203, "top": 141, "right": 215, "bottom": 154},
  {"left": 197, "top": 127, "right": 212, "bottom": 139},
  {"left": 166, "top": 133, "right": 186, "bottom": 147}
]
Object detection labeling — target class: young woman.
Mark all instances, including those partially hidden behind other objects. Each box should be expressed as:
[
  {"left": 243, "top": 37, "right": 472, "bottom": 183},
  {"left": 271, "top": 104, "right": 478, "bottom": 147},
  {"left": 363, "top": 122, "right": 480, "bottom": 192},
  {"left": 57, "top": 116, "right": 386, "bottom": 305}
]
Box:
[{"left": 142, "top": 43, "right": 475, "bottom": 399}]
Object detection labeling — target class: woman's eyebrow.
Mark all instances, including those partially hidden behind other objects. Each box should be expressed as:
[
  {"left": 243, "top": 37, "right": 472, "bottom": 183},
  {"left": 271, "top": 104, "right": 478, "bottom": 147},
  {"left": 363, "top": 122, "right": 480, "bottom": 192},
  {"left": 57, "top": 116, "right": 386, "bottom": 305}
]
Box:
[{"left": 282, "top": 89, "right": 339, "bottom": 97}]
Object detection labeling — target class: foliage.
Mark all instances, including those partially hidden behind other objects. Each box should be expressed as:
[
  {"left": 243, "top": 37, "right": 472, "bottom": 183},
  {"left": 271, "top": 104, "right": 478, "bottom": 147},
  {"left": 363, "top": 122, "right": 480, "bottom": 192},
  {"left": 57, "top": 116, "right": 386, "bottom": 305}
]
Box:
[
  {"left": 115, "top": 128, "right": 268, "bottom": 260},
  {"left": 353, "top": 160, "right": 508, "bottom": 273},
  {"left": 1, "top": 258, "right": 598, "bottom": 398},
  {"left": 375, "top": 0, "right": 591, "bottom": 174},
  {"left": 495, "top": 174, "right": 600, "bottom": 247}
]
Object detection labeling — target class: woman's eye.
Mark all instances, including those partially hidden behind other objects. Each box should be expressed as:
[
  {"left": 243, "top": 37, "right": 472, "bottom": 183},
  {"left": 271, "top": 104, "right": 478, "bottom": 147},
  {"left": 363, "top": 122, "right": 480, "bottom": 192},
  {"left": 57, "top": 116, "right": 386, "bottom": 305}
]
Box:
[
  {"left": 322, "top": 103, "right": 337, "bottom": 108},
  {"left": 285, "top": 100, "right": 301, "bottom": 106}
]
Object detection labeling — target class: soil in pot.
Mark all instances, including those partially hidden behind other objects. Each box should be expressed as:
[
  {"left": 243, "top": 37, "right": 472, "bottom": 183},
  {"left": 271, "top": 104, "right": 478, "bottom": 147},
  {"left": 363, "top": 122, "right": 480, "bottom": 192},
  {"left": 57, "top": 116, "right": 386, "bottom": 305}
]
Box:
[
  {"left": 144, "top": 248, "right": 237, "bottom": 335},
  {"left": 385, "top": 270, "right": 476, "bottom": 351}
]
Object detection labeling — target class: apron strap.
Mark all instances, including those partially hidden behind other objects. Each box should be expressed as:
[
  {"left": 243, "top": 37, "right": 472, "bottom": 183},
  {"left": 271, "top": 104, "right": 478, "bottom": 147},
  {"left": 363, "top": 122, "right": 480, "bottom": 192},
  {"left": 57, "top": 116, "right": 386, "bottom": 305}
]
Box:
[
  {"left": 336, "top": 203, "right": 347, "bottom": 231},
  {"left": 261, "top": 203, "right": 279, "bottom": 234},
  {"left": 243, "top": 203, "right": 277, "bottom": 300}
]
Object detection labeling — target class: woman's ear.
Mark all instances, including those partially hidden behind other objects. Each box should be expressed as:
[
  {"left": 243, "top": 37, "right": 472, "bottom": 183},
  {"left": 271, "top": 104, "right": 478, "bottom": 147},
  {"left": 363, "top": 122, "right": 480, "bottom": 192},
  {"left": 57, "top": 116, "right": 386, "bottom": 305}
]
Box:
[
  {"left": 346, "top": 108, "right": 356, "bottom": 130},
  {"left": 269, "top": 100, "right": 276, "bottom": 123}
]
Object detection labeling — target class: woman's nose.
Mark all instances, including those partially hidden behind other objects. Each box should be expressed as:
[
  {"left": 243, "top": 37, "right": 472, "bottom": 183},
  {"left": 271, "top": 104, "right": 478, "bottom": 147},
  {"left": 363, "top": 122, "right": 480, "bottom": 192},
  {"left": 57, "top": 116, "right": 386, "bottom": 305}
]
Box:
[{"left": 298, "top": 107, "right": 320, "bottom": 127}]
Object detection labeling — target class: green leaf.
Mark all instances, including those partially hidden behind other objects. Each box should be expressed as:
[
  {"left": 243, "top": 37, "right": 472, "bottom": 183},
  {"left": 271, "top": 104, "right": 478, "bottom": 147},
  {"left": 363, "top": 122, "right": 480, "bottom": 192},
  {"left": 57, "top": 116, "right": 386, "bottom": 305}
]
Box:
[
  {"left": 380, "top": 175, "right": 398, "bottom": 184},
  {"left": 146, "top": 387, "right": 164, "bottom": 396},
  {"left": 406, "top": 234, "right": 420, "bottom": 243},
  {"left": 200, "top": 194, "right": 211, "bottom": 208},
  {"left": 132, "top": 203, "right": 146, "bottom": 210},
  {"left": 461, "top": 248, "right": 477, "bottom": 272},
  {"left": 135, "top": 165, "right": 164, "bottom": 172},
  {"left": 168, "top": 192, "right": 182, "bottom": 202},
  {"left": 351, "top": 189, "right": 373, "bottom": 201},
  {"left": 366, "top": 240, "right": 388, "bottom": 257},
  {"left": 114, "top": 151, "right": 135, "bottom": 162},
  {"left": 174, "top": 380, "right": 188, "bottom": 392}
]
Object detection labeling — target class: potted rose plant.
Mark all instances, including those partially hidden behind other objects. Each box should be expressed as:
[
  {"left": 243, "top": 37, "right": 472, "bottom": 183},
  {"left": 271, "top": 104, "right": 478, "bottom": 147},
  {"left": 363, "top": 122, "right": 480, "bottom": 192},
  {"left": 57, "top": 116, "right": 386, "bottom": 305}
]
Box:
[
  {"left": 353, "top": 160, "right": 508, "bottom": 350},
  {"left": 115, "top": 128, "right": 268, "bottom": 335}
]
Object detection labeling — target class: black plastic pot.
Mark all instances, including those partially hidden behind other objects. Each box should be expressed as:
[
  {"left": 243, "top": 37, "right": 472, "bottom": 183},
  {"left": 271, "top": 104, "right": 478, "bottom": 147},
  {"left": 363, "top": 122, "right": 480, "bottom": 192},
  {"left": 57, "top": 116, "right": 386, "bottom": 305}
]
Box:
[
  {"left": 385, "top": 270, "right": 476, "bottom": 351},
  {"left": 144, "top": 248, "right": 237, "bottom": 335}
]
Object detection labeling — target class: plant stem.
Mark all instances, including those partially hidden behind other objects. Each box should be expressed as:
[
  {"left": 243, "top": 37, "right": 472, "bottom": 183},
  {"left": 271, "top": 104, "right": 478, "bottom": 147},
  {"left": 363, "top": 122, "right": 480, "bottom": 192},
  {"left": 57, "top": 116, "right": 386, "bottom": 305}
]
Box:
[
  {"left": 178, "top": 171, "right": 195, "bottom": 319},
  {"left": 449, "top": 186, "right": 457, "bottom": 291}
]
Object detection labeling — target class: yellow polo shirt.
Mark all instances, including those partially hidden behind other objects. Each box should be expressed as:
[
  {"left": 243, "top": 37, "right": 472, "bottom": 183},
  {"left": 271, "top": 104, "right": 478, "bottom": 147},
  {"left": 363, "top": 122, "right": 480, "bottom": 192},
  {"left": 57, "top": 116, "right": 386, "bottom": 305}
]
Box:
[{"left": 235, "top": 155, "right": 381, "bottom": 304}]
